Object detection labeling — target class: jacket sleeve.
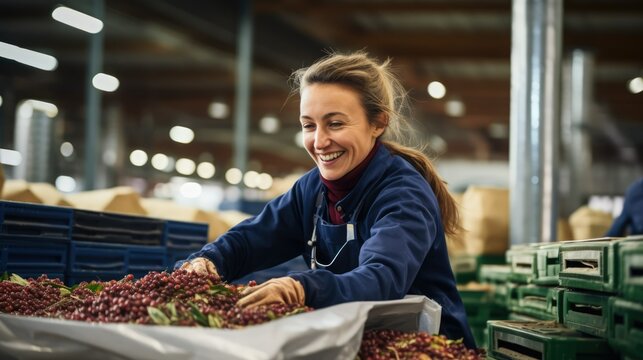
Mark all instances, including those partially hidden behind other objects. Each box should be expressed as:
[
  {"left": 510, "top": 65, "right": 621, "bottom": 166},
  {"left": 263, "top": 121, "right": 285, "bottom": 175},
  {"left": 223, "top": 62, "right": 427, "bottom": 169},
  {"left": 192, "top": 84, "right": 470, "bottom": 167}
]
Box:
[
  {"left": 290, "top": 179, "right": 437, "bottom": 308},
  {"left": 175, "top": 180, "right": 307, "bottom": 281}
]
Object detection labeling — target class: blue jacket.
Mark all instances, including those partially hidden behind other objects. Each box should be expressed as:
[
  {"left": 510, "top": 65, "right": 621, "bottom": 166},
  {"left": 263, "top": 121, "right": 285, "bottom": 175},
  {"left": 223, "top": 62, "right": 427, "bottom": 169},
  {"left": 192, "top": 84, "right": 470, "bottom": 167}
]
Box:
[
  {"left": 606, "top": 178, "right": 643, "bottom": 237},
  {"left": 179, "top": 145, "right": 475, "bottom": 348}
]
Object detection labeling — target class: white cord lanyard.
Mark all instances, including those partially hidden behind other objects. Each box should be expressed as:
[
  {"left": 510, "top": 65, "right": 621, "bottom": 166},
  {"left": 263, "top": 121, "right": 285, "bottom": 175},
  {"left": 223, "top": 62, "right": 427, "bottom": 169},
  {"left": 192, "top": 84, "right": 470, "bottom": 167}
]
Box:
[
  {"left": 307, "top": 192, "right": 324, "bottom": 270},
  {"left": 307, "top": 192, "right": 358, "bottom": 270}
]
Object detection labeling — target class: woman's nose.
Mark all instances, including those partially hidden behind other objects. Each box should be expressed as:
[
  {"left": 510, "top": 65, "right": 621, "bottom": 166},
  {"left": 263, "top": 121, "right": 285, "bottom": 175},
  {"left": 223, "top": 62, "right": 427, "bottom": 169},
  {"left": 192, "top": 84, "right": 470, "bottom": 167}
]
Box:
[{"left": 314, "top": 128, "right": 330, "bottom": 149}]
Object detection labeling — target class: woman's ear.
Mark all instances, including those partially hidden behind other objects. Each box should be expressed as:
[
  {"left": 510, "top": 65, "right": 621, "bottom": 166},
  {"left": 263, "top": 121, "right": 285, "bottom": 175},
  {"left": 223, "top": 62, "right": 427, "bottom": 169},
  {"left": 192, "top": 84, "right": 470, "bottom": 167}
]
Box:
[{"left": 372, "top": 113, "right": 389, "bottom": 137}]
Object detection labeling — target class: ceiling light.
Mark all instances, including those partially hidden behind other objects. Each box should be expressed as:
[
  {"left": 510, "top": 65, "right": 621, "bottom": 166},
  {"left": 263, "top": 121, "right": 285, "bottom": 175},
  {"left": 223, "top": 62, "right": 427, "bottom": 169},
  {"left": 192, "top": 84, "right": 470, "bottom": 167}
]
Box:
[
  {"left": 0, "top": 148, "right": 22, "bottom": 166},
  {"left": 0, "top": 95, "right": 3, "bottom": 107},
  {"left": 0, "top": 41, "right": 58, "bottom": 71},
  {"left": 257, "top": 173, "right": 273, "bottom": 190},
  {"left": 92, "top": 73, "right": 119, "bottom": 92},
  {"left": 243, "top": 170, "right": 259, "bottom": 188},
  {"left": 176, "top": 158, "right": 196, "bottom": 175},
  {"left": 225, "top": 168, "right": 242, "bottom": 185},
  {"left": 260, "top": 115, "right": 280, "bottom": 133},
  {"left": 445, "top": 99, "right": 466, "bottom": 117},
  {"left": 129, "top": 149, "right": 148, "bottom": 166},
  {"left": 169, "top": 126, "right": 195, "bottom": 144},
  {"left": 60, "top": 142, "right": 74, "bottom": 157},
  {"left": 197, "top": 162, "right": 216, "bottom": 179},
  {"left": 151, "top": 153, "right": 169, "bottom": 171},
  {"left": 55, "top": 175, "right": 76, "bottom": 193},
  {"left": 427, "top": 81, "right": 446, "bottom": 99},
  {"left": 18, "top": 99, "right": 58, "bottom": 118},
  {"left": 627, "top": 76, "right": 643, "bottom": 94},
  {"left": 208, "top": 101, "right": 229, "bottom": 119},
  {"left": 52, "top": 6, "right": 103, "bottom": 34}
]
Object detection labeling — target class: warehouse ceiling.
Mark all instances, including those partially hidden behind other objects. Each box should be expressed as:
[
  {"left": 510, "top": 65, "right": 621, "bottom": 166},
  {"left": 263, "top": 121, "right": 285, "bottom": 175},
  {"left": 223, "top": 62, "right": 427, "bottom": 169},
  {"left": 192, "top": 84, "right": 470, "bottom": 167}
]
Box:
[{"left": 0, "top": 0, "right": 642, "bottom": 182}]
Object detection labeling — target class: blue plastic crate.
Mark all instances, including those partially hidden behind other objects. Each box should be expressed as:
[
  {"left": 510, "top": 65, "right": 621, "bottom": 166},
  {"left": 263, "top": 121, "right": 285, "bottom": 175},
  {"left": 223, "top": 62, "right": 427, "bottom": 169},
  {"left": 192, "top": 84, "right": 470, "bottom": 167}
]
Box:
[
  {"left": 163, "top": 220, "right": 208, "bottom": 249},
  {"left": 0, "top": 200, "right": 72, "bottom": 240},
  {"left": 1, "top": 237, "right": 68, "bottom": 272},
  {"left": 68, "top": 241, "right": 129, "bottom": 274},
  {"left": 129, "top": 245, "right": 167, "bottom": 274},
  {"left": 72, "top": 209, "right": 164, "bottom": 246}
]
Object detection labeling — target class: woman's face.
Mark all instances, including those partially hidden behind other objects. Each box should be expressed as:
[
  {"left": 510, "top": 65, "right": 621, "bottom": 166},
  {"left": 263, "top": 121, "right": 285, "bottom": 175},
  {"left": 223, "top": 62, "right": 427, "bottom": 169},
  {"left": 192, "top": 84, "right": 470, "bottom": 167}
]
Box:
[{"left": 300, "top": 83, "right": 385, "bottom": 180}]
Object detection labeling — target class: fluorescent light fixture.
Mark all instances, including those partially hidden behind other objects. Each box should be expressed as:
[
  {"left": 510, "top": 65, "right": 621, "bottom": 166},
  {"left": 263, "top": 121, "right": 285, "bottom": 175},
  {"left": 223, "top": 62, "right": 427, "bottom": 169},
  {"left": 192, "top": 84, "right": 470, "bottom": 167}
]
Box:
[
  {"left": 0, "top": 95, "right": 3, "bottom": 107},
  {"left": 169, "top": 126, "right": 195, "bottom": 144},
  {"left": 0, "top": 41, "right": 57, "bottom": 71},
  {"left": 257, "top": 173, "right": 273, "bottom": 190},
  {"left": 0, "top": 148, "right": 23, "bottom": 166},
  {"left": 52, "top": 6, "right": 103, "bottom": 34},
  {"left": 243, "top": 170, "right": 259, "bottom": 188},
  {"left": 92, "top": 73, "right": 119, "bottom": 92}
]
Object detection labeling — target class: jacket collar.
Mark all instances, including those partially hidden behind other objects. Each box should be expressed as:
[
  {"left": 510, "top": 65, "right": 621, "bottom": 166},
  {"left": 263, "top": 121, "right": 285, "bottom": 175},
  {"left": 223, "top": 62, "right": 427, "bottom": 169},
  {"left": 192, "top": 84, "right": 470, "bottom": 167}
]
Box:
[{"left": 324, "top": 144, "right": 393, "bottom": 220}]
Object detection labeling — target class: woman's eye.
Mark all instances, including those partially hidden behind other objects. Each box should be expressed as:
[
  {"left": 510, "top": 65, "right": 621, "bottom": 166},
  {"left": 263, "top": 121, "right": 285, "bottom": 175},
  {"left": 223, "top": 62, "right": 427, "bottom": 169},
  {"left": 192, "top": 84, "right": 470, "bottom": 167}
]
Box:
[
  {"left": 329, "top": 121, "right": 342, "bottom": 128},
  {"left": 301, "top": 123, "right": 314, "bottom": 130}
]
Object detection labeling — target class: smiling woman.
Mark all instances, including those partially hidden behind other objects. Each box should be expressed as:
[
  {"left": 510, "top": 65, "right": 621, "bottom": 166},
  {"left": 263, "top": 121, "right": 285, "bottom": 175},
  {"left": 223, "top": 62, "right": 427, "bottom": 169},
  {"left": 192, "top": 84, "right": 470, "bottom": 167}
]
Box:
[{"left": 176, "top": 51, "right": 476, "bottom": 349}]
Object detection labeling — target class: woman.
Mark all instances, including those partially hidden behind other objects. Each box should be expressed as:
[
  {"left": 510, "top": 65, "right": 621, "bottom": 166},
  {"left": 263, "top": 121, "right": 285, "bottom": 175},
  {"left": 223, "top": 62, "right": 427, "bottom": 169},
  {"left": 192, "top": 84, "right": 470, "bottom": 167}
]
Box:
[{"left": 178, "top": 51, "right": 475, "bottom": 348}]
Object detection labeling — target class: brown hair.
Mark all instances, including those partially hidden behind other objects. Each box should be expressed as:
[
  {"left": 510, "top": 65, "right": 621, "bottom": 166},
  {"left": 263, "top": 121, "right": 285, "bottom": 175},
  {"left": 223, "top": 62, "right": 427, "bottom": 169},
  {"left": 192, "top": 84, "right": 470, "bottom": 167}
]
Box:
[{"left": 291, "top": 51, "right": 461, "bottom": 236}]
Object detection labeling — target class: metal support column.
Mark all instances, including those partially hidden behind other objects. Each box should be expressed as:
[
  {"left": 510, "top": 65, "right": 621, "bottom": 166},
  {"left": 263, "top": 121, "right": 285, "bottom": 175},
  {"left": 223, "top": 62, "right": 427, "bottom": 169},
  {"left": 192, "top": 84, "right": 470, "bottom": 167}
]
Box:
[
  {"left": 233, "top": 0, "right": 253, "bottom": 182},
  {"left": 509, "top": 0, "right": 563, "bottom": 245},
  {"left": 83, "top": 0, "right": 104, "bottom": 190},
  {"left": 561, "top": 50, "right": 594, "bottom": 216}
]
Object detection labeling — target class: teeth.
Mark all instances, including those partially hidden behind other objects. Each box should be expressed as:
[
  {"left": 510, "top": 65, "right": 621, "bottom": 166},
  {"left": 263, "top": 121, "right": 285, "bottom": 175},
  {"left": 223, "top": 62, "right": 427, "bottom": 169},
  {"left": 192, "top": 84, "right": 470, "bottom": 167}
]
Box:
[{"left": 319, "top": 152, "right": 343, "bottom": 161}]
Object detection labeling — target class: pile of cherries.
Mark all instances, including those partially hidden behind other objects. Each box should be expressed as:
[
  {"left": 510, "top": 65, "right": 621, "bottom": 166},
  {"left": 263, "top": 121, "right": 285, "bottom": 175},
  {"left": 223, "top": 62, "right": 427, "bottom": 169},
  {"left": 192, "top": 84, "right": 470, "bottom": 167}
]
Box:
[
  {"left": 0, "top": 270, "right": 310, "bottom": 327},
  {"left": 358, "top": 329, "right": 484, "bottom": 360}
]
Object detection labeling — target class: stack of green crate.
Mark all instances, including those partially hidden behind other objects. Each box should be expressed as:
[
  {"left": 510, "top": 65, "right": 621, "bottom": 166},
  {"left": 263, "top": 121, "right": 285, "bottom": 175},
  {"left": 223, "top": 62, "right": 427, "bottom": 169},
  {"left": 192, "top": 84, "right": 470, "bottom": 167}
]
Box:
[
  {"left": 458, "top": 286, "right": 493, "bottom": 348},
  {"left": 558, "top": 236, "right": 643, "bottom": 358},
  {"left": 609, "top": 235, "right": 643, "bottom": 358},
  {"left": 451, "top": 254, "right": 506, "bottom": 285},
  {"left": 486, "top": 320, "right": 615, "bottom": 359},
  {"left": 453, "top": 255, "right": 509, "bottom": 348}
]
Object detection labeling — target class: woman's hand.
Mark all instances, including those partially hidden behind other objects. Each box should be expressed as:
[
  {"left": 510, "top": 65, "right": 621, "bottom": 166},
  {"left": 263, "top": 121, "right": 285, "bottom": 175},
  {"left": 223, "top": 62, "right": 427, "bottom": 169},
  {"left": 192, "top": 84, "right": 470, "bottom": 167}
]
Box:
[
  {"left": 236, "top": 277, "right": 305, "bottom": 308},
  {"left": 180, "top": 257, "right": 220, "bottom": 279}
]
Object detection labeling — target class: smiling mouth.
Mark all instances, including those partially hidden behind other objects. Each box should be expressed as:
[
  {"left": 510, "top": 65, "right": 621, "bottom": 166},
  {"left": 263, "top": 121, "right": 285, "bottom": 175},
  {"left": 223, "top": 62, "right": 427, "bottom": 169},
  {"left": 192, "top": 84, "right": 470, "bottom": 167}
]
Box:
[{"left": 318, "top": 151, "right": 344, "bottom": 162}]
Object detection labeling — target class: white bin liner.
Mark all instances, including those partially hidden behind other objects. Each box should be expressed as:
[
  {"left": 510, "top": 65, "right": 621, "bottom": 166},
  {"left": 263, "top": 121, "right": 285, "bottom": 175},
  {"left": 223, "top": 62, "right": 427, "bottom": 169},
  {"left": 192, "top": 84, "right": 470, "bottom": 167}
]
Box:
[{"left": 0, "top": 295, "right": 440, "bottom": 360}]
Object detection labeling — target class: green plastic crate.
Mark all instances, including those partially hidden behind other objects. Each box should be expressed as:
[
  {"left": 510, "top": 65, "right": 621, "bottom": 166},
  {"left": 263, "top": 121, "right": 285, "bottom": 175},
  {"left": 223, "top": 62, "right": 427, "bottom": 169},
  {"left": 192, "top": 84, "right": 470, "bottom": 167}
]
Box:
[
  {"left": 508, "top": 313, "right": 540, "bottom": 321},
  {"left": 506, "top": 282, "right": 521, "bottom": 313},
  {"left": 452, "top": 254, "right": 506, "bottom": 284},
  {"left": 562, "top": 290, "right": 612, "bottom": 338},
  {"left": 559, "top": 238, "right": 623, "bottom": 293},
  {"left": 608, "top": 297, "right": 643, "bottom": 359},
  {"left": 517, "top": 285, "right": 565, "bottom": 322},
  {"left": 487, "top": 320, "right": 615, "bottom": 360},
  {"left": 619, "top": 237, "right": 643, "bottom": 302},
  {"left": 480, "top": 264, "right": 512, "bottom": 283},
  {"left": 459, "top": 287, "right": 493, "bottom": 326},
  {"left": 532, "top": 243, "right": 562, "bottom": 286},
  {"left": 506, "top": 245, "right": 538, "bottom": 284}
]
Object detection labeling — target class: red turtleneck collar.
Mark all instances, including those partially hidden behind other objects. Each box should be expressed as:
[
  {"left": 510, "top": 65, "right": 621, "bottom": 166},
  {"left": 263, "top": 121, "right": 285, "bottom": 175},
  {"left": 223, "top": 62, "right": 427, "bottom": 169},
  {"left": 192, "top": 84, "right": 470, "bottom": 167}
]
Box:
[{"left": 320, "top": 141, "right": 381, "bottom": 224}]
